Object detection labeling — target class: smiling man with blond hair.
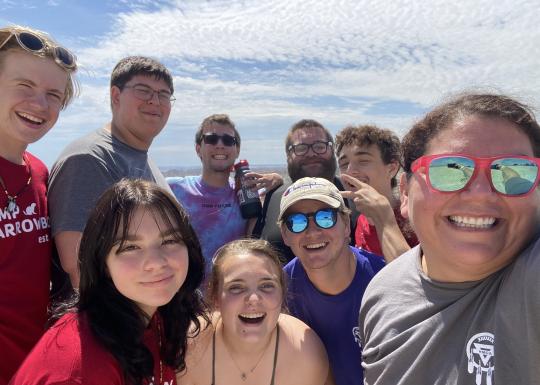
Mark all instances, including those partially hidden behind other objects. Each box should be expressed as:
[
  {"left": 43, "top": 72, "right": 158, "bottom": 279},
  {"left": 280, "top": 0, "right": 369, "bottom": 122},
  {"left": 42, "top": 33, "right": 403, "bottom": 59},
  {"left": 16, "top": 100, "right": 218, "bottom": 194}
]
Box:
[{"left": 0, "top": 25, "right": 77, "bottom": 384}]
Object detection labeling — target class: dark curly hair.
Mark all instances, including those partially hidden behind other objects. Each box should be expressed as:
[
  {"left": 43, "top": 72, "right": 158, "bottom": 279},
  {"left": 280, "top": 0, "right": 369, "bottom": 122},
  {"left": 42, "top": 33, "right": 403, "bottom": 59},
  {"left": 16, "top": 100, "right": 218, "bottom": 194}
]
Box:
[
  {"left": 402, "top": 93, "right": 540, "bottom": 174},
  {"left": 54, "top": 179, "right": 208, "bottom": 385}
]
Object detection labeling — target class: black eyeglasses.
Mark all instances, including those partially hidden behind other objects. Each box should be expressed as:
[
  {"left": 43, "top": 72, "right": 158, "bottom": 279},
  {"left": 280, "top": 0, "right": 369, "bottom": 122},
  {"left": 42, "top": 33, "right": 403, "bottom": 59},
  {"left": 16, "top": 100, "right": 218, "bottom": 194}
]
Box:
[
  {"left": 202, "top": 133, "right": 238, "bottom": 147},
  {"left": 288, "top": 141, "right": 332, "bottom": 156},
  {"left": 123, "top": 85, "right": 175, "bottom": 105},
  {"left": 0, "top": 30, "right": 76, "bottom": 70},
  {"left": 284, "top": 208, "right": 338, "bottom": 233}
]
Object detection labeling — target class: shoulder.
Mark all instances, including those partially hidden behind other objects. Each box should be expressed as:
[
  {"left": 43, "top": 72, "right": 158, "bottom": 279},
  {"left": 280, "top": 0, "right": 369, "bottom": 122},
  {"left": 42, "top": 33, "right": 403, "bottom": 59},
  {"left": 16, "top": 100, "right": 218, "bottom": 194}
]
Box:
[
  {"left": 24, "top": 151, "right": 49, "bottom": 181},
  {"left": 276, "top": 314, "right": 329, "bottom": 384},
  {"left": 351, "top": 246, "right": 386, "bottom": 273},
  {"left": 362, "top": 246, "right": 420, "bottom": 302},
  {"left": 11, "top": 313, "right": 122, "bottom": 385},
  {"left": 179, "top": 316, "right": 214, "bottom": 385}
]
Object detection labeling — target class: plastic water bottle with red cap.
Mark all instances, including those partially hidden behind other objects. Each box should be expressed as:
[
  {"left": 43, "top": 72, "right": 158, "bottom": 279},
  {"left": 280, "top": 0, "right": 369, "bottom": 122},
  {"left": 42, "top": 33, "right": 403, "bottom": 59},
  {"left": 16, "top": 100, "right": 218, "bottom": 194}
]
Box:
[{"left": 234, "top": 160, "right": 262, "bottom": 219}]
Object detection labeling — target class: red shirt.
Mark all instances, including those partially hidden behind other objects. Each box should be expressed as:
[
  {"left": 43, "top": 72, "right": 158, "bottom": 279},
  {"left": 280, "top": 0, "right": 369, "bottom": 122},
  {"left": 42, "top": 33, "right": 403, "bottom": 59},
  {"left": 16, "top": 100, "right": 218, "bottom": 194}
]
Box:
[
  {"left": 10, "top": 312, "right": 176, "bottom": 385},
  {"left": 0, "top": 152, "right": 51, "bottom": 385},
  {"left": 355, "top": 207, "right": 418, "bottom": 258}
]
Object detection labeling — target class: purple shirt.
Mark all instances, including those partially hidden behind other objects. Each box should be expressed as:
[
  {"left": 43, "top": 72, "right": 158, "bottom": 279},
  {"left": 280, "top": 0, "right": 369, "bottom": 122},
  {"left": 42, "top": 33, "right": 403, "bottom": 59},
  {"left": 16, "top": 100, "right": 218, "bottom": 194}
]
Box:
[
  {"left": 284, "top": 246, "right": 385, "bottom": 385},
  {"left": 168, "top": 176, "right": 246, "bottom": 269}
]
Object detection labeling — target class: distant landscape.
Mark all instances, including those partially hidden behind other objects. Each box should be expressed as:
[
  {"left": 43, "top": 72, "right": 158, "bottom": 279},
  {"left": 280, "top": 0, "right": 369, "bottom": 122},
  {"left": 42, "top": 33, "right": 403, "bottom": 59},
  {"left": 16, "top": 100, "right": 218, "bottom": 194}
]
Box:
[{"left": 161, "top": 164, "right": 288, "bottom": 178}]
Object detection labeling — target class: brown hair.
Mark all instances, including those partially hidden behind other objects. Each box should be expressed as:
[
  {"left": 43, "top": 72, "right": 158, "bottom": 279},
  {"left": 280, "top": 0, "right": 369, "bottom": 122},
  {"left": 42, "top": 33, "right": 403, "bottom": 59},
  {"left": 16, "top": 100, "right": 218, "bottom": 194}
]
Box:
[
  {"left": 0, "top": 25, "right": 78, "bottom": 109},
  {"left": 195, "top": 113, "right": 241, "bottom": 147},
  {"left": 285, "top": 119, "right": 333, "bottom": 152},
  {"left": 208, "top": 239, "right": 286, "bottom": 309},
  {"left": 402, "top": 93, "right": 540, "bottom": 174},
  {"left": 110, "top": 56, "right": 173, "bottom": 93}
]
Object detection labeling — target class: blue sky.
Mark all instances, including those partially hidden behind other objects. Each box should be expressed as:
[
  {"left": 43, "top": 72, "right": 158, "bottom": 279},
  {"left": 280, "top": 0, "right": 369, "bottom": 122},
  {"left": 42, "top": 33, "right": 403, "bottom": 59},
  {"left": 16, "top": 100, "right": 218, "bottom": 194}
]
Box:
[{"left": 2, "top": 0, "right": 540, "bottom": 168}]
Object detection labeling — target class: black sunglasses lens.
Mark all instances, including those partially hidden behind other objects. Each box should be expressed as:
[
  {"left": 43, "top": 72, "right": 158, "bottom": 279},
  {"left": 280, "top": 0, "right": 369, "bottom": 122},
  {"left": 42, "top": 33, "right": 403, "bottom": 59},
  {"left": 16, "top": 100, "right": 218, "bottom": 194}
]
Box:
[
  {"left": 54, "top": 46, "right": 74, "bottom": 67},
  {"left": 203, "top": 134, "right": 219, "bottom": 145},
  {"left": 286, "top": 213, "right": 308, "bottom": 233},
  {"left": 221, "top": 134, "right": 236, "bottom": 146},
  {"left": 18, "top": 32, "right": 45, "bottom": 51}
]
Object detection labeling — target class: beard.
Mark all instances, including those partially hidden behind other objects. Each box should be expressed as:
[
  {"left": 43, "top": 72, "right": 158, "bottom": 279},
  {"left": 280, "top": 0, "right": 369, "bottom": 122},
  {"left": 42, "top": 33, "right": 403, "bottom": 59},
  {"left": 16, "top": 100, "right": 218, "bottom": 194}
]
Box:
[{"left": 288, "top": 156, "right": 337, "bottom": 182}]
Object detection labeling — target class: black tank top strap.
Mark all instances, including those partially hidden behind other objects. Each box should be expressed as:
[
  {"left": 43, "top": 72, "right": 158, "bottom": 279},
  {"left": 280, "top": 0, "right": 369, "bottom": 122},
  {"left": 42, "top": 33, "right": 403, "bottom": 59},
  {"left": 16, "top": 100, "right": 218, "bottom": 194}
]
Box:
[
  {"left": 211, "top": 327, "right": 216, "bottom": 385},
  {"left": 269, "top": 323, "right": 280, "bottom": 385}
]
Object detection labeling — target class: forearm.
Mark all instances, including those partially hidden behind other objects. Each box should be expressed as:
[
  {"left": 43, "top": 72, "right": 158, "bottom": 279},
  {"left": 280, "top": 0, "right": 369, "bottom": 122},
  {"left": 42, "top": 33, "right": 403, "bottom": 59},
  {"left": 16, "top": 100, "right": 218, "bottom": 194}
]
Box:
[{"left": 372, "top": 209, "right": 410, "bottom": 262}]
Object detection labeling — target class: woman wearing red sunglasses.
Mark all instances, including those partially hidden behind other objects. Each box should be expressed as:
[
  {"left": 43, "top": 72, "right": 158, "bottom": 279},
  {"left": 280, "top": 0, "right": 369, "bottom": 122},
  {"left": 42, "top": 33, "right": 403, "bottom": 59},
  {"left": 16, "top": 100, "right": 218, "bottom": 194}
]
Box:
[{"left": 359, "top": 93, "right": 540, "bottom": 385}]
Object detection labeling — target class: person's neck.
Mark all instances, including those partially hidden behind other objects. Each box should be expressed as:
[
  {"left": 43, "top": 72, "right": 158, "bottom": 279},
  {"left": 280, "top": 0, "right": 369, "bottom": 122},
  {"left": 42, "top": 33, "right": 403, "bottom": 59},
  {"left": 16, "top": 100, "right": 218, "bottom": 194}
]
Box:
[
  {"left": 202, "top": 168, "right": 231, "bottom": 188},
  {"left": 0, "top": 138, "right": 26, "bottom": 164},
  {"left": 305, "top": 246, "right": 356, "bottom": 295},
  {"left": 107, "top": 122, "right": 150, "bottom": 151}
]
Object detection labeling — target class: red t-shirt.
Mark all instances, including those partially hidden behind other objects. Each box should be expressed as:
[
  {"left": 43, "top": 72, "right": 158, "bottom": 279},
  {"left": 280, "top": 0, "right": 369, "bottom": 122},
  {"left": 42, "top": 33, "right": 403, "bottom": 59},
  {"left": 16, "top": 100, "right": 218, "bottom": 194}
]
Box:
[
  {"left": 9, "top": 312, "right": 176, "bottom": 385},
  {"left": 0, "top": 152, "right": 51, "bottom": 385},
  {"left": 355, "top": 207, "right": 418, "bottom": 258}
]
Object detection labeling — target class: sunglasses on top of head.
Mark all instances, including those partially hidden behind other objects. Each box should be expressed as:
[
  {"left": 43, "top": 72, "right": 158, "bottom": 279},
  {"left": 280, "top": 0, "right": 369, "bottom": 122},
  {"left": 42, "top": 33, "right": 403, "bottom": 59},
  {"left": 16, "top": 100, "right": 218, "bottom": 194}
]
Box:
[
  {"left": 411, "top": 154, "right": 540, "bottom": 196},
  {"left": 202, "top": 133, "right": 237, "bottom": 147},
  {"left": 284, "top": 208, "right": 338, "bottom": 233},
  {"left": 0, "top": 30, "right": 76, "bottom": 70}
]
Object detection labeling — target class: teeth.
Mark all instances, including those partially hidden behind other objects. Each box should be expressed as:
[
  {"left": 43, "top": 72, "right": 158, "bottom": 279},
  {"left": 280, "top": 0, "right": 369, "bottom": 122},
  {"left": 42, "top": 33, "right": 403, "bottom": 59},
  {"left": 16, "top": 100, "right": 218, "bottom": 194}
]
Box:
[
  {"left": 449, "top": 216, "right": 496, "bottom": 228},
  {"left": 18, "top": 112, "right": 44, "bottom": 124},
  {"left": 213, "top": 155, "right": 226, "bottom": 160},
  {"left": 305, "top": 242, "right": 326, "bottom": 249},
  {"left": 239, "top": 312, "right": 265, "bottom": 319}
]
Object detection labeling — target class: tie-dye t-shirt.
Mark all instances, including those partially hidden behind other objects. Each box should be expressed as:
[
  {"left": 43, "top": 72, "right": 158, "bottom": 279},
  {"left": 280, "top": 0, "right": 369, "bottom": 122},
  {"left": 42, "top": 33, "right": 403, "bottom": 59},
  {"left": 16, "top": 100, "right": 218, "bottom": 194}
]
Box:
[{"left": 168, "top": 176, "right": 246, "bottom": 268}]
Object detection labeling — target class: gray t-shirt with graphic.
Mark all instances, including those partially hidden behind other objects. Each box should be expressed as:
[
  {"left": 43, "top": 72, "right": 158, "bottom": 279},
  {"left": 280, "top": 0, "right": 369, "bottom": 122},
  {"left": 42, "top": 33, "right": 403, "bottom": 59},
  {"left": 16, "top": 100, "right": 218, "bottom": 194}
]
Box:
[
  {"left": 359, "top": 240, "right": 540, "bottom": 385},
  {"left": 49, "top": 128, "right": 171, "bottom": 234}
]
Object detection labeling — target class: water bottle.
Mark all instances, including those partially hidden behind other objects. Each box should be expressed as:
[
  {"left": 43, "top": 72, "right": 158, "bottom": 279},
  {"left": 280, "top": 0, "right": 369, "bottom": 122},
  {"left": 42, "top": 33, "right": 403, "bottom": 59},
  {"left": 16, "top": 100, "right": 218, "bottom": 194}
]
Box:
[{"left": 234, "top": 160, "right": 262, "bottom": 219}]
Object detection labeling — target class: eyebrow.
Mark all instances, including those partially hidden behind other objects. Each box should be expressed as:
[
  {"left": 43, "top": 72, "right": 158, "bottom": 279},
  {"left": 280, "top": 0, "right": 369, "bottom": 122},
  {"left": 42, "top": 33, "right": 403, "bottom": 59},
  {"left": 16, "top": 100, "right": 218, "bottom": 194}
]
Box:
[
  {"left": 130, "top": 82, "right": 171, "bottom": 93},
  {"left": 113, "top": 228, "right": 180, "bottom": 244},
  {"left": 225, "top": 276, "right": 278, "bottom": 284},
  {"left": 13, "top": 77, "right": 64, "bottom": 95}
]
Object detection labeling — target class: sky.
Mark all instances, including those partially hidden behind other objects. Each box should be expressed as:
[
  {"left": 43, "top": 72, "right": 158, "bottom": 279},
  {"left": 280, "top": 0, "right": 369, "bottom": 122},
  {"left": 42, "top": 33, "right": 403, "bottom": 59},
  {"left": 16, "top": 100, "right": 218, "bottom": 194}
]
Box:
[{"left": 2, "top": 0, "right": 540, "bottom": 168}]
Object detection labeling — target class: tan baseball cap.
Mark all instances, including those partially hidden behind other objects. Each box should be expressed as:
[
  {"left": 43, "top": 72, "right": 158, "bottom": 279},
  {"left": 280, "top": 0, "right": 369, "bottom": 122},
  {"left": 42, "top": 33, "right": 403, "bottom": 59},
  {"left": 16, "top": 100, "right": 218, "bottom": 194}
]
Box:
[{"left": 279, "top": 177, "right": 345, "bottom": 220}]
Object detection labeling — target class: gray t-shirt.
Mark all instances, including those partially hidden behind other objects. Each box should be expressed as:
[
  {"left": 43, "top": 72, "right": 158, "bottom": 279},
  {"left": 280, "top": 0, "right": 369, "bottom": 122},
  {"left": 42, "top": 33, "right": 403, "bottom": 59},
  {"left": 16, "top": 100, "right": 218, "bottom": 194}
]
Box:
[
  {"left": 359, "top": 240, "right": 540, "bottom": 385},
  {"left": 48, "top": 128, "right": 171, "bottom": 234}
]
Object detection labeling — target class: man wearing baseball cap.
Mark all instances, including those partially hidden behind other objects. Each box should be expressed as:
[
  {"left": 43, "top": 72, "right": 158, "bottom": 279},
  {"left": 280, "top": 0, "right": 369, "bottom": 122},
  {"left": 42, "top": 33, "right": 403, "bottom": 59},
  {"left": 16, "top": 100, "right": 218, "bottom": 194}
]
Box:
[{"left": 279, "top": 177, "right": 385, "bottom": 385}]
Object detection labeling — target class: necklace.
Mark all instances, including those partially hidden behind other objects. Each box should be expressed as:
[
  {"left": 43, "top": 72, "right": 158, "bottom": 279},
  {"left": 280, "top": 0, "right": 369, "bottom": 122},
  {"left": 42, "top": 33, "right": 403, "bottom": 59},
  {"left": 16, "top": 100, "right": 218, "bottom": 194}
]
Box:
[
  {"left": 0, "top": 155, "right": 31, "bottom": 213},
  {"left": 156, "top": 316, "right": 164, "bottom": 385},
  {"left": 221, "top": 324, "right": 275, "bottom": 381}
]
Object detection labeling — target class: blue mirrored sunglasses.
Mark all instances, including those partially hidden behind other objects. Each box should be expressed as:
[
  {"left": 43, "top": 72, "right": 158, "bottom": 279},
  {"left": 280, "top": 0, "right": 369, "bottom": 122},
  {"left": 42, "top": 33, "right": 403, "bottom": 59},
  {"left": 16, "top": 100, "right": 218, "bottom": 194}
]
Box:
[{"left": 284, "top": 208, "right": 338, "bottom": 233}]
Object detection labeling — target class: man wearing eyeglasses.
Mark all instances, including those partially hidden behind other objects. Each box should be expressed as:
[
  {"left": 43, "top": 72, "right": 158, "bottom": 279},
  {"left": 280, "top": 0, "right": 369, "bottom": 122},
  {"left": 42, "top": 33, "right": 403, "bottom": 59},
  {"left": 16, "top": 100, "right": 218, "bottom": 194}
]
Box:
[
  {"left": 0, "top": 25, "right": 77, "bottom": 384},
  {"left": 168, "top": 114, "right": 282, "bottom": 268},
  {"left": 253, "top": 119, "right": 357, "bottom": 263},
  {"left": 279, "top": 177, "right": 384, "bottom": 385},
  {"left": 48, "top": 56, "right": 174, "bottom": 289}
]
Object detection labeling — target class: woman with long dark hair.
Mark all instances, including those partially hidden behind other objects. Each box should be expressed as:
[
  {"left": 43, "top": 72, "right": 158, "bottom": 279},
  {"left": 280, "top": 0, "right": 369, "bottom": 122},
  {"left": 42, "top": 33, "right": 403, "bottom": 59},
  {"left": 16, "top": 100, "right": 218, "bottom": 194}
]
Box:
[{"left": 11, "top": 179, "right": 208, "bottom": 385}]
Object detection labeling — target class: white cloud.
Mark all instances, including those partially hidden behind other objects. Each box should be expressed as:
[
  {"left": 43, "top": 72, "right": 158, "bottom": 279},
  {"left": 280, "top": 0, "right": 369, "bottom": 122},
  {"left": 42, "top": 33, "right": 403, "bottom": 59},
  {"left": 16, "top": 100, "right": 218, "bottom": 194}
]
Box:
[{"left": 28, "top": 0, "right": 540, "bottom": 167}]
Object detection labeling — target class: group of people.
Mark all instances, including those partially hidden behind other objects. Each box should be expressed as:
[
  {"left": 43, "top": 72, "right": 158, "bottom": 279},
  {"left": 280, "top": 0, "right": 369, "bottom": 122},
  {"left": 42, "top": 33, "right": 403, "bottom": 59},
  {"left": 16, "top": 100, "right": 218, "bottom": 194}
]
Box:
[{"left": 1, "top": 23, "right": 539, "bottom": 385}]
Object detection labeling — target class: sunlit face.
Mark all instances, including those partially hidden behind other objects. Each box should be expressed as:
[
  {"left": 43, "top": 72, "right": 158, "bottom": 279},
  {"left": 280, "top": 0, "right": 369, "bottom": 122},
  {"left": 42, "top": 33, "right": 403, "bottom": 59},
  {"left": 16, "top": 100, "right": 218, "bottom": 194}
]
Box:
[
  {"left": 338, "top": 143, "right": 398, "bottom": 197},
  {"left": 401, "top": 116, "right": 540, "bottom": 282},
  {"left": 106, "top": 207, "right": 189, "bottom": 317},
  {"left": 195, "top": 122, "right": 240, "bottom": 173},
  {"left": 217, "top": 252, "right": 282, "bottom": 342},
  {"left": 287, "top": 127, "right": 337, "bottom": 182},
  {"left": 281, "top": 199, "right": 351, "bottom": 271},
  {"left": 111, "top": 75, "right": 172, "bottom": 150},
  {"left": 0, "top": 51, "right": 68, "bottom": 154}
]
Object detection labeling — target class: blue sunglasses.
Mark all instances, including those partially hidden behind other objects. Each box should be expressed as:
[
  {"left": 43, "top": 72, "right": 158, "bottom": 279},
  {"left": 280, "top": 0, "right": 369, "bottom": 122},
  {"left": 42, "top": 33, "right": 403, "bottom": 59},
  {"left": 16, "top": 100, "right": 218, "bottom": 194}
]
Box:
[{"left": 284, "top": 208, "right": 338, "bottom": 233}]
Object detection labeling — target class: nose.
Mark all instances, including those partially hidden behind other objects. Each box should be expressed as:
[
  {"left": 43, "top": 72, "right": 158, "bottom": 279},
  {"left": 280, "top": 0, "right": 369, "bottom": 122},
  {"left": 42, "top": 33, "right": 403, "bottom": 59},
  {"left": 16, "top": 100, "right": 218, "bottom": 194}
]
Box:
[
  {"left": 462, "top": 168, "right": 498, "bottom": 198},
  {"left": 147, "top": 90, "right": 161, "bottom": 105},
  {"left": 143, "top": 248, "right": 168, "bottom": 270},
  {"left": 28, "top": 92, "right": 49, "bottom": 111},
  {"left": 245, "top": 290, "right": 261, "bottom": 303}
]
